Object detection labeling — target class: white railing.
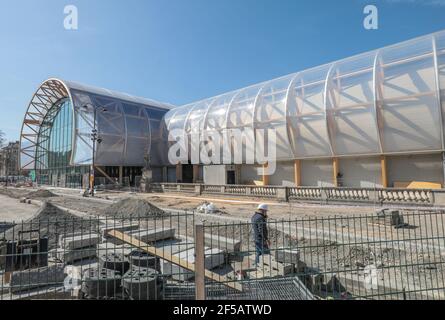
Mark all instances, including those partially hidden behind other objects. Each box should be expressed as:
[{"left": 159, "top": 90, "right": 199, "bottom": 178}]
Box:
[{"left": 150, "top": 183, "right": 441, "bottom": 206}]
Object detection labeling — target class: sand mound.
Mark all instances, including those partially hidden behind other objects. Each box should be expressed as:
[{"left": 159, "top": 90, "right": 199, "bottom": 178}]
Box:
[
  {"left": 102, "top": 198, "right": 167, "bottom": 219},
  {"left": 26, "top": 189, "right": 58, "bottom": 199},
  {"left": 3, "top": 202, "right": 99, "bottom": 249}
]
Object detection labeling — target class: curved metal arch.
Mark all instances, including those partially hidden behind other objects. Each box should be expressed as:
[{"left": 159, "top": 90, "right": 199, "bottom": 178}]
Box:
[
  {"left": 120, "top": 102, "right": 129, "bottom": 164},
  {"left": 323, "top": 63, "right": 337, "bottom": 156},
  {"left": 224, "top": 90, "right": 243, "bottom": 130},
  {"left": 200, "top": 97, "right": 218, "bottom": 135},
  {"left": 373, "top": 50, "right": 385, "bottom": 154},
  {"left": 284, "top": 72, "right": 301, "bottom": 159},
  {"left": 432, "top": 34, "right": 445, "bottom": 150},
  {"left": 19, "top": 78, "right": 73, "bottom": 170},
  {"left": 141, "top": 106, "right": 152, "bottom": 159},
  {"left": 252, "top": 84, "right": 267, "bottom": 131}
]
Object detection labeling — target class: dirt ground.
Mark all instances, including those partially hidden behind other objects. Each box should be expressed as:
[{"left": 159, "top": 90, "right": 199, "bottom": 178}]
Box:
[{"left": 1, "top": 186, "right": 444, "bottom": 299}]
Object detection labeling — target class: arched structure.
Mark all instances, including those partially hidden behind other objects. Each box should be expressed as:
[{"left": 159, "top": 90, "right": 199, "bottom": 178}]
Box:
[
  {"left": 163, "top": 30, "right": 445, "bottom": 163},
  {"left": 20, "top": 78, "right": 173, "bottom": 187}
]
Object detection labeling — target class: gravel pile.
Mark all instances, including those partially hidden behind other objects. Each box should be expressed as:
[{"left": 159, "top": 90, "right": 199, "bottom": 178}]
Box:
[
  {"left": 26, "top": 189, "right": 58, "bottom": 199},
  {"left": 101, "top": 198, "right": 168, "bottom": 220},
  {"left": 2, "top": 201, "right": 100, "bottom": 249}
]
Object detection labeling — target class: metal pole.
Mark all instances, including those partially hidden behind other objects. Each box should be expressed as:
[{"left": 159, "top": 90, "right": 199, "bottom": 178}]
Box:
[
  {"left": 91, "top": 108, "right": 96, "bottom": 197},
  {"left": 194, "top": 223, "right": 206, "bottom": 300}
]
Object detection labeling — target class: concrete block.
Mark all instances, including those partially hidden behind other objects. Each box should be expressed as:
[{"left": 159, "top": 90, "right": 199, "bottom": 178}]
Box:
[
  {"left": 274, "top": 248, "right": 300, "bottom": 265},
  {"left": 126, "top": 228, "right": 175, "bottom": 243},
  {"left": 10, "top": 264, "right": 65, "bottom": 293},
  {"left": 101, "top": 222, "right": 140, "bottom": 245},
  {"left": 96, "top": 243, "right": 133, "bottom": 257},
  {"left": 204, "top": 233, "right": 241, "bottom": 253},
  {"left": 162, "top": 247, "right": 225, "bottom": 281},
  {"left": 101, "top": 222, "right": 140, "bottom": 238},
  {"left": 59, "top": 233, "right": 101, "bottom": 250},
  {"left": 259, "top": 254, "right": 294, "bottom": 275},
  {"left": 57, "top": 246, "right": 97, "bottom": 264}
]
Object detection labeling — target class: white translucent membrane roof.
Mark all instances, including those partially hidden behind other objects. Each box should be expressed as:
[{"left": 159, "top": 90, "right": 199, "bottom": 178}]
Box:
[
  {"left": 20, "top": 78, "right": 174, "bottom": 170},
  {"left": 164, "top": 30, "right": 445, "bottom": 163}
]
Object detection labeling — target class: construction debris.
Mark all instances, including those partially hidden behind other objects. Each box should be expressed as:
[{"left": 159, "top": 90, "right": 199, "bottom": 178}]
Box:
[
  {"left": 373, "top": 209, "right": 408, "bottom": 228},
  {"left": 2, "top": 202, "right": 99, "bottom": 249},
  {"left": 25, "top": 189, "right": 58, "bottom": 199},
  {"left": 9, "top": 264, "right": 65, "bottom": 293},
  {"left": 102, "top": 198, "right": 167, "bottom": 219},
  {"left": 196, "top": 202, "right": 227, "bottom": 215}
]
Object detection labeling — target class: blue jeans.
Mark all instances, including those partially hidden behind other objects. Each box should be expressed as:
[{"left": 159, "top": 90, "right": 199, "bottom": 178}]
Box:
[{"left": 255, "top": 241, "right": 270, "bottom": 265}]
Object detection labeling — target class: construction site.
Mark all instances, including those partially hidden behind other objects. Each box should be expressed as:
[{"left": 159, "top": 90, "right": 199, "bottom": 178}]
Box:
[
  {"left": 2, "top": 14, "right": 445, "bottom": 301},
  {"left": 1, "top": 184, "right": 445, "bottom": 300}
]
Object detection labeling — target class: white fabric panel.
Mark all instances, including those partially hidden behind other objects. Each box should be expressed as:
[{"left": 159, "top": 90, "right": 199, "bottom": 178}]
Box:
[
  {"left": 301, "top": 159, "right": 334, "bottom": 187},
  {"left": 338, "top": 157, "right": 382, "bottom": 188},
  {"left": 387, "top": 154, "right": 443, "bottom": 187}
]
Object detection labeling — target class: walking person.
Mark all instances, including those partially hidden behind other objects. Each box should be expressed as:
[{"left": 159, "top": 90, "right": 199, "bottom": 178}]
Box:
[{"left": 251, "top": 203, "right": 270, "bottom": 266}]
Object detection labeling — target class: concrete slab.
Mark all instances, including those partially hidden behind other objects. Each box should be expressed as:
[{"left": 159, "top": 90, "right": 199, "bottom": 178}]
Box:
[
  {"left": 259, "top": 254, "right": 295, "bottom": 275},
  {"left": 59, "top": 233, "right": 101, "bottom": 250},
  {"left": 126, "top": 228, "right": 175, "bottom": 243},
  {"left": 10, "top": 264, "right": 65, "bottom": 293},
  {"left": 204, "top": 233, "right": 241, "bottom": 253},
  {"left": 162, "top": 247, "right": 225, "bottom": 281},
  {"left": 57, "top": 246, "right": 97, "bottom": 264},
  {"left": 101, "top": 222, "right": 140, "bottom": 244},
  {"left": 274, "top": 248, "right": 300, "bottom": 265}
]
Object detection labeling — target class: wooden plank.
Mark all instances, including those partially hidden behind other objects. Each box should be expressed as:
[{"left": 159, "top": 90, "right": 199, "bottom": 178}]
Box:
[
  {"left": 294, "top": 160, "right": 301, "bottom": 187},
  {"left": 332, "top": 158, "right": 339, "bottom": 187},
  {"left": 381, "top": 156, "right": 388, "bottom": 188},
  {"left": 194, "top": 224, "right": 205, "bottom": 300},
  {"left": 107, "top": 230, "right": 243, "bottom": 292}
]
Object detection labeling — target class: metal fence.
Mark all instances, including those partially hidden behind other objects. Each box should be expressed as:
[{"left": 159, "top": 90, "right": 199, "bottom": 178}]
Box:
[{"left": 1, "top": 208, "right": 445, "bottom": 300}]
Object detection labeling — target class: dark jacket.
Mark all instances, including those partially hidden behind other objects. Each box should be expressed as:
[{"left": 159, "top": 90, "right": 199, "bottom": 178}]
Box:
[{"left": 251, "top": 212, "right": 268, "bottom": 244}]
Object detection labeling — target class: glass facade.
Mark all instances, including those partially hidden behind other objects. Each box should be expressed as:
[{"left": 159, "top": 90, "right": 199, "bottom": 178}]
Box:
[
  {"left": 35, "top": 98, "right": 88, "bottom": 187},
  {"left": 20, "top": 78, "right": 173, "bottom": 187}
]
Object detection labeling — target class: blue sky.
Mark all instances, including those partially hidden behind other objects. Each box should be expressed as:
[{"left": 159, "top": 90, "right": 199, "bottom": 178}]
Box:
[{"left": 1, "top": 0, "right": 445, "bottom": 141}]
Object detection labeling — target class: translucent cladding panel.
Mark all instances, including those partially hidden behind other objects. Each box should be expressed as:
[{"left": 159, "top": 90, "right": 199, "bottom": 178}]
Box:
[
  {"left": 227, "top": 85, "right": 262, "bottom": 164},
  {"left": 97, "top": 102, "right": 125, "bottom": 136},
  {"left": 227, "top": 85, "right": 261, "bottom": 129},
  {"left": 185, "top": 100, "right": 210, "bottom": 133},
  {"left": 125, "top": 106, "right": 150, "bottom": 165},
  {"left": 436, "top": 31, "right": 445, "bottom": 98},
  {"left": 379, "top": 38, "right": 441, "bottom": 152},
  {"left": 95, "top": 134, "right": 125, "bottom": 165},
  {"left": 205, "top": 92, "right": 238, "bottom": 131},
  {"left": 434, "top": 32, "right": 445, "bottom": 150},
  {"left": 167, "top": 105, "right": 191, "bottom": 163},
  {"left": 255, "top": 75, "right": 294, "bottom": 160},
  {"left": 288, "top": 65, "right": 332, "bottom": 157},
  {"left": 185, "top": 100, "right": 211, "bottom": 163},
  {"left": 125, "top": 137, "right": 149, "bottom": 166},
  {"left": 203, "top": 92, "right": 237, "bottom": 164},
  {"left": 150, "top": 119, "right": 166, "bottom": 166},
  {"left": 163, "top": 108, "right": 178, "bottom": 129},
  {"left": 327, "top": 53, "right": 380, "bottom": 155},
  {"left": 71, "top": 90, "right": 94, "bottom": 165},
  {"left": 168, "top": 105, "right": 190, "bottom": 131}
]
